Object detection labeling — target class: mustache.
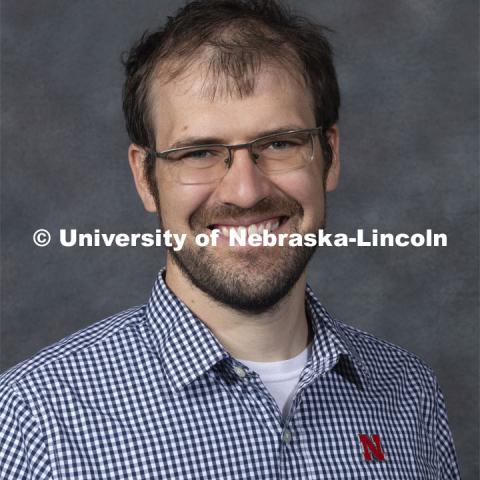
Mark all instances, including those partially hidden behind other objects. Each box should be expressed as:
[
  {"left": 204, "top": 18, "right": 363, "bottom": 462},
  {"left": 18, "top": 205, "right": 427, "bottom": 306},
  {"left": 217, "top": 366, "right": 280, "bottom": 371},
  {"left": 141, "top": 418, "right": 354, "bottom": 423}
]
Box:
[{"left": 190, "top": 197, "right": 303, "bottom": 228}]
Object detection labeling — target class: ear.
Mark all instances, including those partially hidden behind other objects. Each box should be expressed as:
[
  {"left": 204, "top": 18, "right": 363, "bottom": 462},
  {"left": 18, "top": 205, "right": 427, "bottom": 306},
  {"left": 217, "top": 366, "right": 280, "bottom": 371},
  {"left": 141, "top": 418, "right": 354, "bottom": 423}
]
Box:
[
  {"left": 128, "top": 144, "right": 158, "bottom": 212},
  {"left": 324, "top": 124, "right": 340, "bottom": 192}
]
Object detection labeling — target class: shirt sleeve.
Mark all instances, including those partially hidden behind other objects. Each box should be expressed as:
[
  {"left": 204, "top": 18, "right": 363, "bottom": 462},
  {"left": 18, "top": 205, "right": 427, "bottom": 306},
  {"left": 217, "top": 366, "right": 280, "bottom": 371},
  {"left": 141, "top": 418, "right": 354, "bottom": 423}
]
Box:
[
  {"left": 435, "top": 381, "right": 461, "bottom": 479},
  {"left": 0, "top": 384, "right": 51, "bottom": 480}
]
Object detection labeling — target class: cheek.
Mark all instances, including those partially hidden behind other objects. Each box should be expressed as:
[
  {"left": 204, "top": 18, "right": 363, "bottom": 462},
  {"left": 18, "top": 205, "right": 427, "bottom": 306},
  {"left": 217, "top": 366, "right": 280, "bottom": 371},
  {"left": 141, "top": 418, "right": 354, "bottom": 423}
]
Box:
[
  {"left": 157, "top": 176, "right": 214, "bottom": 229},
  {"left": 273, "top": 164, "right": 325, "bottom": 217}
]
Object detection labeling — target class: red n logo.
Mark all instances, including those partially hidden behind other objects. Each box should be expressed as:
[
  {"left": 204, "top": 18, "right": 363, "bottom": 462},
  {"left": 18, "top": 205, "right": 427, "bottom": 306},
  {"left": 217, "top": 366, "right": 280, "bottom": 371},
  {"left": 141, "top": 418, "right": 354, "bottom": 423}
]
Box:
[{"left": 358, "top": 434, "right": 385, "bottom": 461}]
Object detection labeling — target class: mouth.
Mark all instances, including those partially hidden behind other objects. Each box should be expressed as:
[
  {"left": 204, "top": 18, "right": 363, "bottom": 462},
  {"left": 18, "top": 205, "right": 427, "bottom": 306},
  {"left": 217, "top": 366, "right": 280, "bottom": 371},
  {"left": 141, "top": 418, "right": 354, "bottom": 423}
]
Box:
[{"left": 207, "top": 215, "right": 289, "bottom": 239}]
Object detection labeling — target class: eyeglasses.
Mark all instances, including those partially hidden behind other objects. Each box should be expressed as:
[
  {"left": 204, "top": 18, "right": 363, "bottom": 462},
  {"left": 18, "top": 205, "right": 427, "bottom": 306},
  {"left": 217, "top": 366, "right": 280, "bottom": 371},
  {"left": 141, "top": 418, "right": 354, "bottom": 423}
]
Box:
[{"left": 144, "top": 126, "right": 324, "bottom": 185}]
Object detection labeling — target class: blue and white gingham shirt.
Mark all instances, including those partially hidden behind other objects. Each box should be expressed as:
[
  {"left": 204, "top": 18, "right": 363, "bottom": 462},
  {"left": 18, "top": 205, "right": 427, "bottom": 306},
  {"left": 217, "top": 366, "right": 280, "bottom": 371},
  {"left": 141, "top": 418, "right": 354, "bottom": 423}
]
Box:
[{"left": 0, "top": 270, "right": 460, "bottom": 479}]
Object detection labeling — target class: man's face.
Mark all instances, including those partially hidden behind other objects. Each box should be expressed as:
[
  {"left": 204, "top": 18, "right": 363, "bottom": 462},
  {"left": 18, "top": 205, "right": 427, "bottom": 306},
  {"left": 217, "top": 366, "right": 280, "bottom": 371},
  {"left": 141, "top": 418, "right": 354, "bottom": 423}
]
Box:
[{"left": 130, "top": 63, "right": 339, "bottom": 312}]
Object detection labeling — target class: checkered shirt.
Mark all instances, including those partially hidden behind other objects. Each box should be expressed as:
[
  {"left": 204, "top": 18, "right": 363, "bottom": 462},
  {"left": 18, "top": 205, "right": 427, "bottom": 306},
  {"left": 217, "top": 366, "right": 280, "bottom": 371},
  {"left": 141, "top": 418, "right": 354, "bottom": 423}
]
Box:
[{"left": 0, "top": 270, "right": 460, "bottom": 479}]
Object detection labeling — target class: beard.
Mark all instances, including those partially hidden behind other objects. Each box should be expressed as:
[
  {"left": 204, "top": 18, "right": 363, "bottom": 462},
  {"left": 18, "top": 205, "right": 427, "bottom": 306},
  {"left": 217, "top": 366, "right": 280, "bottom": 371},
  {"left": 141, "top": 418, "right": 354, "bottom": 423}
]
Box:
[{"left": 159, "top": 196, "right": 325, "bottom": 314}]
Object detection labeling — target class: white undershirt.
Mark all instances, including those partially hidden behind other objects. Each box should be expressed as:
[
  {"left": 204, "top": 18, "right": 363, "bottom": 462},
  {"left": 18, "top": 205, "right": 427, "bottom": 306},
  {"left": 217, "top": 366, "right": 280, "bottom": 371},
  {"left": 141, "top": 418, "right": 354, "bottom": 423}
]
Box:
[{"left": 237, "top": 343, "right": 312, "bottom": 420}]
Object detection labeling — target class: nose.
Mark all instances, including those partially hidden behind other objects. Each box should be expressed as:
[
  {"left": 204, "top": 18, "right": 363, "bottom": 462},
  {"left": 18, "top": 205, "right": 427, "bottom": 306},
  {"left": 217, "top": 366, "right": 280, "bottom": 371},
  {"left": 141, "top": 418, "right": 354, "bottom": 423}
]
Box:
[{"left": 214, "top": 147, "right": 275, "bottom": 208}]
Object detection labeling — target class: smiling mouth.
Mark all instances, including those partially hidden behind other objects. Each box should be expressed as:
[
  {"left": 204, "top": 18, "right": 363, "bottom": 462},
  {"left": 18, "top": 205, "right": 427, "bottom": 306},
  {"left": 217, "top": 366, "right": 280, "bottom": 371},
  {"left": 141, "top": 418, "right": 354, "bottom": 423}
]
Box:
[{"left": 207, "top": 216, "right": 289, "bottom": 238}]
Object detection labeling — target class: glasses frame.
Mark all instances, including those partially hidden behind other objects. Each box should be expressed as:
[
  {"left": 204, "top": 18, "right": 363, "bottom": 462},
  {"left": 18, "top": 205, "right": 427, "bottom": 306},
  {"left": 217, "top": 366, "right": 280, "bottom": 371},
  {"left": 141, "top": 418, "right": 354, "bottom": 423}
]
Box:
[{"left": 145, "top": 126, "right": 324, "bottom": 168}]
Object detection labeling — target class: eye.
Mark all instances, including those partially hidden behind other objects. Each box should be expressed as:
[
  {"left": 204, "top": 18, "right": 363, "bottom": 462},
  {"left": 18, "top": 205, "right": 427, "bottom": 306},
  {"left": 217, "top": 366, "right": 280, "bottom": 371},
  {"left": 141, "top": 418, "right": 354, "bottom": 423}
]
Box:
[
  {"left": 269, "top": 140, "right": 295, "bottom": 150},
  {"left": 171, "top": 147, "right": 225, "bottom": 168},
  {"left": 255, "top": 134, "right": 307, "bottom": 152},
  {"left": 180, "top": 149, "right": 214, "bottom": 160}
]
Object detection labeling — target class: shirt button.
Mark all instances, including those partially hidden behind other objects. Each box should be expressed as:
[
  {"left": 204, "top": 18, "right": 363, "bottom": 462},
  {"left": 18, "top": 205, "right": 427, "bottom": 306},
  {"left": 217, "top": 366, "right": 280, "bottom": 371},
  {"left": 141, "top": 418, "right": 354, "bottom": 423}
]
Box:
[
  {"left": 233, "top": 366, "right": 246, "bottom": 379},
  {"left": 282, "top": 429, "right": 292, "bottom": 443}
]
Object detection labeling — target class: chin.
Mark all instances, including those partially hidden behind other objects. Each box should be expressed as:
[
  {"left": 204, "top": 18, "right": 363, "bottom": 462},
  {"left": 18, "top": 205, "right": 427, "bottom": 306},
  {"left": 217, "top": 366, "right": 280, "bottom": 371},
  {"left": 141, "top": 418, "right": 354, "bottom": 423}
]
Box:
[{"left": 169, "top": 241, "right": 316, "bottom": 313}]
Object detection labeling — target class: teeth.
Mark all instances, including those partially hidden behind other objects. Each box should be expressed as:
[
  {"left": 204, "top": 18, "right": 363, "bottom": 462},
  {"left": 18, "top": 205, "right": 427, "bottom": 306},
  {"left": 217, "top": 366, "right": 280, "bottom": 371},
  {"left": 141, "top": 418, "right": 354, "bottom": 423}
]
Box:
[
  {"left": 217, "top": 218, "right": 282, "bottom": 238},
  {"left": 270, "top": 220, "right": 279, "bottom": 231}
]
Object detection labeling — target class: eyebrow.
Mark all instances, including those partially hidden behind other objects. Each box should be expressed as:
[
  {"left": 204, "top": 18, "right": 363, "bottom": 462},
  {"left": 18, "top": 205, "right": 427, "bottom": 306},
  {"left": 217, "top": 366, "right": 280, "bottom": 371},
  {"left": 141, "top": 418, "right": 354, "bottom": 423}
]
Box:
[{"left": 167, "top": 124, "right": 309, "bottom": 149}]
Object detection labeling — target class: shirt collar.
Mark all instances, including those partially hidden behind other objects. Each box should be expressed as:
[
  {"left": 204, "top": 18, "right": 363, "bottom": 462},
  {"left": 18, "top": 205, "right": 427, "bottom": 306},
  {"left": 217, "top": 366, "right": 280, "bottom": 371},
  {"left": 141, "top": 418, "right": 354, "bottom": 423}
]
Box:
[
  {"left": 145, "top": 270, "right": 369, "bottom": 391},
  {"left": 145, "top": 270, "right": 229, "bottom": 392},
  {"left": 304, "top": 285, "right": 370, "bottom": 386}
]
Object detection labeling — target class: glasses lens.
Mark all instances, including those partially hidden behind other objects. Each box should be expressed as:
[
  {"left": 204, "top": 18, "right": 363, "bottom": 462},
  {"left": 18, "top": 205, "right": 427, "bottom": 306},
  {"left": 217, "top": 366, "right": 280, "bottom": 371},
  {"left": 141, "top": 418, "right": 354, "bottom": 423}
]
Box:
[
  {"left": 252, "top": 131, "right": 313, "bottom": 173},
  {"left": 166, "top": 146, "right": 229, "bottom": 184}
]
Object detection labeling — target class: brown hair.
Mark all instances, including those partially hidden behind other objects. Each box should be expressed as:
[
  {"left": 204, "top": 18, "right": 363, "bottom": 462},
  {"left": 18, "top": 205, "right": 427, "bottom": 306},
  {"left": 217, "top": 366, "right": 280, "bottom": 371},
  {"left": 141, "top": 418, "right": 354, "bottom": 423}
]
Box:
[{"left": 122, "top": 0, "right": 340, "bottom": 187}]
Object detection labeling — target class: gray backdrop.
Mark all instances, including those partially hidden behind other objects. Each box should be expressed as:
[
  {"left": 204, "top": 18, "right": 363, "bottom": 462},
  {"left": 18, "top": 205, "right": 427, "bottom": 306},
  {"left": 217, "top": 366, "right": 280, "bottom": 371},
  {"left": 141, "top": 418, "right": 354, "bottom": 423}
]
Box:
[{"left": 1, "top": 0, "right": 478, "bottom": 476}]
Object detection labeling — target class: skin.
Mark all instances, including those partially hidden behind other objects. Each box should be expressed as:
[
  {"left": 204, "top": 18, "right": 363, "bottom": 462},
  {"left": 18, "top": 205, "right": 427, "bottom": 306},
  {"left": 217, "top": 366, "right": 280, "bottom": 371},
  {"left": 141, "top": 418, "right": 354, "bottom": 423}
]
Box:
[{"left": 129, "top": 63, "right": 340, "bottom": 362}]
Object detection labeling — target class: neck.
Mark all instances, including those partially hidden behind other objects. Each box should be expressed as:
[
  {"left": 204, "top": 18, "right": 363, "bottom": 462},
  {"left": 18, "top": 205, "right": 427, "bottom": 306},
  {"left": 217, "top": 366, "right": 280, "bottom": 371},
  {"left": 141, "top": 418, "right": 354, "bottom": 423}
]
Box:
[{"left": 165, "top": 257, "right": 311, "bottom": 362}]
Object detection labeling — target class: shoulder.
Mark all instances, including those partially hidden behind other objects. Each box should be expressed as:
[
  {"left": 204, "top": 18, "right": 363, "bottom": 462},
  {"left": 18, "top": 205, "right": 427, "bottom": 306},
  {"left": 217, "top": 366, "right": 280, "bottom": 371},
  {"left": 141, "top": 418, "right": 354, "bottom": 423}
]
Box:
[{"left": 0, "top": 304, "right": 147, "bottom": 392}]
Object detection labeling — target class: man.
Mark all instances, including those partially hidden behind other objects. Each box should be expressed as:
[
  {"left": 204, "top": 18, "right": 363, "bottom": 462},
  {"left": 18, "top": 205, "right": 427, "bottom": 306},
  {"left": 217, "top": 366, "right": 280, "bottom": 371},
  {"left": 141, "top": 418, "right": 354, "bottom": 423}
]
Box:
[{"left": 0, "top": 0, "right": 460, "bottom": 478}]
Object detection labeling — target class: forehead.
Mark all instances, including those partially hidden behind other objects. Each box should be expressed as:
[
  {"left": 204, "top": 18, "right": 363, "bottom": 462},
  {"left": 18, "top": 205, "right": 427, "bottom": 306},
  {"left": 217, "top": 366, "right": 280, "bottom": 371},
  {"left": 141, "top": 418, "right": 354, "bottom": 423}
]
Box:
[{"left": 148, "top": 59, "right": 315, "bottom": 145}]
